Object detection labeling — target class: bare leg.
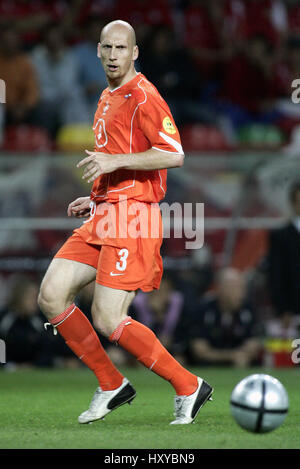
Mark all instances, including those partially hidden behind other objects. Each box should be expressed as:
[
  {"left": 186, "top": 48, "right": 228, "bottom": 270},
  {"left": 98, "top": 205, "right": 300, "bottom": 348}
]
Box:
[
  {"left": 90, "top": 283, "right": 136, "bottom": 337},
  {"left": 38, "top": 258, "right": 96, "bottom": 319},
  {"left": 38, "top": 258, "right": 124, "bottom": 392}
]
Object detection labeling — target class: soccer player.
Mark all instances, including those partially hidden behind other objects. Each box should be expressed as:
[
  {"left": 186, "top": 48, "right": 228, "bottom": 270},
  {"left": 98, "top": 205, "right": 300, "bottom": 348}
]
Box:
[{"left": 38, "top": 20, "right": 213, "bottom": 425}]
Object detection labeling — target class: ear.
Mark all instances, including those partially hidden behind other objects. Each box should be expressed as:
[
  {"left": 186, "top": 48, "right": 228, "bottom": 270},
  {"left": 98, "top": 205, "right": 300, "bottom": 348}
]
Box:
[
  {"left": 133, "top": 45, "right": 139, "bottom": 61},
  {"left": 97, "top": 42, "right": 101, "bottom": 58}
]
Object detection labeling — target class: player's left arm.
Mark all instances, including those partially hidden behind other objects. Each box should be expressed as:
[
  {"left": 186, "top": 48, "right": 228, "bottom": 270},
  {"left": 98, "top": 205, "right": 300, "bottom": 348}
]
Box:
[{"left": 77, "top": 148, "right": 184, "bottom": 183}]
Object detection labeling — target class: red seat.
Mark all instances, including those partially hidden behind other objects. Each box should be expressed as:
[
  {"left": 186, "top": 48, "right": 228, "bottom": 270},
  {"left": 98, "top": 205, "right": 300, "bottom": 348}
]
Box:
[
  {"left": 2, "top": 125, "right": 53, "bottom": 152},
  {"left": 180, "top": 124, "right": 233, "bottom": 152}
]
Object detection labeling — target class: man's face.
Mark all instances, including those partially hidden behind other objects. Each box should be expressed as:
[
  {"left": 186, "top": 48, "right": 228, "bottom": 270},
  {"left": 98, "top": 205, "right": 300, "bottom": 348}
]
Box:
[
  {"left": 218, "top": 275, "right": 246, "bottom": 311},
  {"left": 98, "top": 27, "right": 138, "bottom": 81}
]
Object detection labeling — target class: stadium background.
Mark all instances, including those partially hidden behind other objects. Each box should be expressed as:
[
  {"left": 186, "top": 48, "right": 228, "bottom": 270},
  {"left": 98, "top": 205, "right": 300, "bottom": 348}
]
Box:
[{"left": 1, "top": 1, "right": 300, "bottom": 374}]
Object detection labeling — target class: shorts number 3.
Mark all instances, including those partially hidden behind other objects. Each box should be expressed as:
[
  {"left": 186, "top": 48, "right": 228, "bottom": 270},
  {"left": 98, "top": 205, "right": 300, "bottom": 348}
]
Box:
[{"left": 116, "top": 248, "right": 129, "bottom": 271}]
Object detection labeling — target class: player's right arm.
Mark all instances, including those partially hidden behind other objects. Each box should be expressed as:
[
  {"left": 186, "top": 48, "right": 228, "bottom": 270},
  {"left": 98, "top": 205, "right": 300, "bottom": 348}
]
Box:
[{"left": 67, "top": 196, "right": 91, "bottom": 218}]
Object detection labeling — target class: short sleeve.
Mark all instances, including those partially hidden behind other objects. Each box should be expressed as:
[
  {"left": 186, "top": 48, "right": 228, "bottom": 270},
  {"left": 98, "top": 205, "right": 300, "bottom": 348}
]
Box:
[{"left": 137, "top": 93, "right": 184, "bottom": 155}]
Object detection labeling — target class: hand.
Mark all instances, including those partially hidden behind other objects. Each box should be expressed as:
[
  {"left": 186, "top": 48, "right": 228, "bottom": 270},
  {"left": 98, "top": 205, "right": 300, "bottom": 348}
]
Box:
[
  {"left": 67, "top": 196, "right": 91, "bottom": 218},
  {"left": 77, "top": 150, "right": 120, "bottom": 183}
]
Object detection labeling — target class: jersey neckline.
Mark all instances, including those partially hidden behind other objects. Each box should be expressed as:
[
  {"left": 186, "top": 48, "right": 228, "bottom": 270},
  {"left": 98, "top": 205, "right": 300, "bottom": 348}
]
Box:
[{"left": 108, "top": 72, "right": 142, "bottom": 94}]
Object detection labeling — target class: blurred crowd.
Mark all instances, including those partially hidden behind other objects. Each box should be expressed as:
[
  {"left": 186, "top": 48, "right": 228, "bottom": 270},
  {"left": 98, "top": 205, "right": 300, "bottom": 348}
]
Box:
[
  {"left": 0, "top": 267, "right": 264, "bottom": 370},
  {"left": 2, "top": 0, "right": 300, "bottom": 150}
]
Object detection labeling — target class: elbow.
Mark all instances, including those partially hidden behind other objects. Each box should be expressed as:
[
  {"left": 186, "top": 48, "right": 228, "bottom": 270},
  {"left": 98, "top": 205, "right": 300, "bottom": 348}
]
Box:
[{"left": 174, "top": 153, "right": 184, "bottom": 168}]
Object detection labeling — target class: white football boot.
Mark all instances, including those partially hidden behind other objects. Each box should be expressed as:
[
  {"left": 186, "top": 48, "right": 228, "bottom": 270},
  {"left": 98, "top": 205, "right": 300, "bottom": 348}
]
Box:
[
  {"left": 170, "top": 377, "right": 213, "bottom": 425},
  {"left": 78, "top": 377, "right": 136, "bottom": 424}
]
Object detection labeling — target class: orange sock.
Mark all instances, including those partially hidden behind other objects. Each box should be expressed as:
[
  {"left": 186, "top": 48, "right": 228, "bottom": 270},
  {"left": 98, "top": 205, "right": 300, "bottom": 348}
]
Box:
[
  {"left": 110, "top": 317, "right": 198, "bottom": 396},
  {"left": 50, "top": 304, "right": 123, "bottom": 391}
]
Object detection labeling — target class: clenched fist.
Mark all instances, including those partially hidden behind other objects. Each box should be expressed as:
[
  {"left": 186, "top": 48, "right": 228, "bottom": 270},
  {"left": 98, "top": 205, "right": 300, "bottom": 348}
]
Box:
[{"left": 67, "top": 197, "right": 91, "bottom": 218}]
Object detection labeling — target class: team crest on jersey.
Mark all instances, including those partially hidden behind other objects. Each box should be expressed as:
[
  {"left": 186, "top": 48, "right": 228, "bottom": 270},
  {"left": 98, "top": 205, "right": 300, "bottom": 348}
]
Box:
[
  {"left": 102, "top": 102, "right": 110, "bottom": 115},
  {"left": 93, "top": 118, "right": 108, "bottom": 148},
  {"left": 163, "top": 116, "right": 176, "bottom": 134}
]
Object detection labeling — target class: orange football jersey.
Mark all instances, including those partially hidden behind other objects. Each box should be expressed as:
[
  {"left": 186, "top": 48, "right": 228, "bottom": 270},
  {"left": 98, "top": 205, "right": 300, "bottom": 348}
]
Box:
[{"left": 90, "top": 73, "right": 184, "bottom": 203}]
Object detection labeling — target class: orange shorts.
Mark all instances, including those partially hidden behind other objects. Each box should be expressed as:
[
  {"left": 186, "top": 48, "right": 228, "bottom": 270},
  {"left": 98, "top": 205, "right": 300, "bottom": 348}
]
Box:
[{"left": 54, "top": 200, "right": 163, "bottom": 292}]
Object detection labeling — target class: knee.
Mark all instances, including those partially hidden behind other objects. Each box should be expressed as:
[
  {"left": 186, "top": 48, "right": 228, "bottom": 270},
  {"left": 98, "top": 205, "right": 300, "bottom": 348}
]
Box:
[
  {"left": 91, "top": 304, "right": 124, "bottom": 339},
  {"left": 37, "top": 281, "right": 51, "bottom": 314},
  {"left": 91, "top": 315, "right": 109, "bottom": 338},
  {"left": 37, "top": 282, "right": 58, "bottom": 319},
  {"left": 38, "top": 278, "right": 73, "bottom": 320}
]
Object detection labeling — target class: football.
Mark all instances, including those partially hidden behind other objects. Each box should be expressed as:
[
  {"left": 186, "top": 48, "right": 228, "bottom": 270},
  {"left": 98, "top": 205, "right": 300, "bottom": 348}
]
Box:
[{"left": 230, "top": 374, "right": 289, "bottom": 433}]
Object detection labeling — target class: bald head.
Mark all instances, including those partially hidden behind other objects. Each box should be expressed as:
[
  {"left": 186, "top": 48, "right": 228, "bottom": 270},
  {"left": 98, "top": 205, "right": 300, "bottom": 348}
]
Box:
[
  {"left": 216, "top": 268, "right": 246, "bottom": 311},
  {"left": 98, "top": 19, "right": 139, "bottom": 88},
  {"left": 217, "top": 268, "right": 244, "bottom": 287},
  {"left": 100, "top": 20, "right": 136, "bottom": 48}
]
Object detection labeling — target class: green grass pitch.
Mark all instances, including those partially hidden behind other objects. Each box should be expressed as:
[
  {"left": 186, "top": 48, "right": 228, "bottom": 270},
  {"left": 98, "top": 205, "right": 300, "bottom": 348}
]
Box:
[{"left": 0, "top": 366, "right": 299, "bottom": 449}]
